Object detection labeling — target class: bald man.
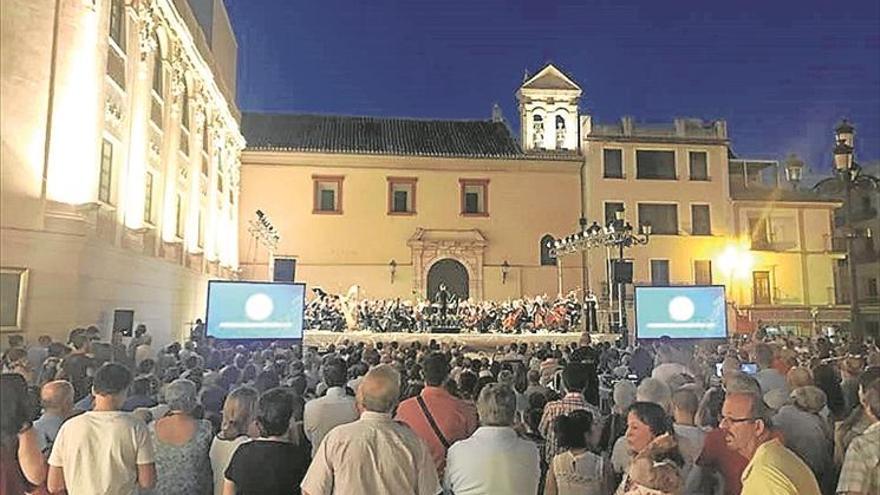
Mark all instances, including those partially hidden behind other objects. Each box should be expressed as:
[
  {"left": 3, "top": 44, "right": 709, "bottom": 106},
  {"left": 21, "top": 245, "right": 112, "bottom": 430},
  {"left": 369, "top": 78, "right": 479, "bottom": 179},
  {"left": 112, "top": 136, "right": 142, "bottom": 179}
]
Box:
[
  {"left": 34, "top": 380, "right": 75, "bottom": 453},
  {"left": 301, "top": 365, "right": 441, "bottom": 495}
]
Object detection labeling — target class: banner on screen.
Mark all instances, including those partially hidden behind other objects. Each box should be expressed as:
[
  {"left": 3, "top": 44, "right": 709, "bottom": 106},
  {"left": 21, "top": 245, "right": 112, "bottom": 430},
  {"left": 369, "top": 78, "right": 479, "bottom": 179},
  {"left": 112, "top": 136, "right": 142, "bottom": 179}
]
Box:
[
  {"left": 634, "top": 285, "right": 727, "bottom": 340},
  {"left": 206, "top": 281, "right": 305, "bottom": 340}
]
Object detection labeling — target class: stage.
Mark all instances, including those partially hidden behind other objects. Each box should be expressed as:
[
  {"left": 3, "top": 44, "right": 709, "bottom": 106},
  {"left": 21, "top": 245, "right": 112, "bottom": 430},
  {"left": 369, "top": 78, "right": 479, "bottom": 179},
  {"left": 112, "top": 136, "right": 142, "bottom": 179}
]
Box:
[{"left": 302, "top": 330, "right": 619, "bottom": 352}]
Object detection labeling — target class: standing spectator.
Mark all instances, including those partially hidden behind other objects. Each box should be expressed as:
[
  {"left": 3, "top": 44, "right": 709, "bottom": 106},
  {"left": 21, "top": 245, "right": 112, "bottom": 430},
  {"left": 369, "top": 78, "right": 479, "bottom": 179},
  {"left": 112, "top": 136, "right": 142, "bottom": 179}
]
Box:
[
  {"left": 599, "top": 380, "right": 636, "bottom": 453},
  {"left": 122, "top": 376, "right": 158, "bottom": 412},
  {"left": 59, "top": 334, "right": 96, "bottom": 402},
  {"left": 753, "top": 344, "right": 787, "bottom": 397},
  {"left": 303, "top": 361, "right": 358, "bottom": 456},
  {"left": 836, "top": 378, "right": 880, "bottom": 495},
  {"left": 223, "top": 388, "right": 309, "bottom": 495},
  {"left": 524, "top": 369, "right": 549, "bottom": 403},
  {"left": 135, "top": 335, "right": 155, "bottom": 368},
  {"left": 670, "top": 388, "right": 705, "bottom": 476},
  {"left": 301, "top": 365, "right": 440, "bottom": 495},
  {"left": 0, "top": 373, "right": 47, "bottom": 494},
  {"left": 395, "top": 352, "right": 477, "bottom": 475},
  {"left": 33, "top": 380, "right": 74, "bottom": 454},
  {"left": 444, "top": 383, "right": 540, "bottom": 495},
  {"left": 616, "top": 402, "right": 685, "bottom": 495},
  {"left": 834, "top": 367, "right": 880, "bottom": 466},
  {"left": 540, "top": 363, "right": 599, "bottom": 463},
  {"left": 147, "top": 379, "right": 213, "bottom": 495},
  {"left": 210, "top": 387, "right": 258, "bottom": 495},
  {"left": 772, "top": 386, "right": 834, "bottom": 490},
  {"left": 813, "top": 363, "right": 846, "bottom": 421},
  {"left": 545, "top": 410, "right": 606, "bottom": 495},
  {"left": 720, "top": 391, "right": 820, "bottom": 495},
  {"left": 26, "top": 336, "right": 51, "bottom": 375},
  {"left": 47, "top": 363, "right": 156, "bottom": 494}
]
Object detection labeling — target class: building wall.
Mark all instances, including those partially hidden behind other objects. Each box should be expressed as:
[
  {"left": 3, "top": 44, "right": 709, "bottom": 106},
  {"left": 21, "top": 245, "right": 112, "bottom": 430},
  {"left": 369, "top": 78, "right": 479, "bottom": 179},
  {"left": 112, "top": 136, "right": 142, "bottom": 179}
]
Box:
[
  {"left": 0, "top": 0, "right": 242, "bottom": 345},
  {"left": 238, "top": 151, "right": 584, "bottom": 300}
]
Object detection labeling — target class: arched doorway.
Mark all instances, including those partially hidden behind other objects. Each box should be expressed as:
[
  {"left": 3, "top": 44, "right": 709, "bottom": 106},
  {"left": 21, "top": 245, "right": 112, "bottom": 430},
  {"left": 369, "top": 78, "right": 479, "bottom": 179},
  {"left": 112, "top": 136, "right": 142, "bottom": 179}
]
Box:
[{"left": 427, "top": 259, "right": 469, "bottom": 302}]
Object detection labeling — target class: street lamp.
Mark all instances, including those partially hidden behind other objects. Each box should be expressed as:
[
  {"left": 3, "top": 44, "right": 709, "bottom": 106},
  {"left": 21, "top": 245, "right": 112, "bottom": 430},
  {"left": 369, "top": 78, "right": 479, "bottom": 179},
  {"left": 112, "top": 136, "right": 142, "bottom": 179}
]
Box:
[
  {"left": 784, "top": 153, "right": 805, "bottom": 190},
  {"left": 814, "top": 119, "right": 880, "bottom": 341},
  {"left": 389, "top": 259, "right": 397, "bottom": 283}
]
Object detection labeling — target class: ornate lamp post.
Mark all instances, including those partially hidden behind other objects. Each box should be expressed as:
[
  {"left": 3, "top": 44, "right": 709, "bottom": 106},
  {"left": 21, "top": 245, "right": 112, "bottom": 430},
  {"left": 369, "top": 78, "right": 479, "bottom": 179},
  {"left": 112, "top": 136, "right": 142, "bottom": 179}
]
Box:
[
  {"left": 784, "top": 153, "right": 805, "bottom": 190},
  {"left": 814, "top": 120, "right": 879, "bottom": 341}
]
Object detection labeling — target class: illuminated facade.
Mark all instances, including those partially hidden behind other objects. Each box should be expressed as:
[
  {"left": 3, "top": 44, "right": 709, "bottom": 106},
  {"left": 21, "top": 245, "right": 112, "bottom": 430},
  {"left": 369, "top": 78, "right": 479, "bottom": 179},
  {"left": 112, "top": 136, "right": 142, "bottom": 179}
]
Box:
[{"left": 1, "top": 0, "right": 243, "bottom": 343}]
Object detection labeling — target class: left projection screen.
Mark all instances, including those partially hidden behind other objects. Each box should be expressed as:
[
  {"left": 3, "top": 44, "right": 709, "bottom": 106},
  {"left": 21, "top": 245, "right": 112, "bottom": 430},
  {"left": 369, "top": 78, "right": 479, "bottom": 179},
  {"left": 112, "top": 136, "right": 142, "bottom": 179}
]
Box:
[{"left": 206, "top": 281, "right": 305, "bottom": 340}]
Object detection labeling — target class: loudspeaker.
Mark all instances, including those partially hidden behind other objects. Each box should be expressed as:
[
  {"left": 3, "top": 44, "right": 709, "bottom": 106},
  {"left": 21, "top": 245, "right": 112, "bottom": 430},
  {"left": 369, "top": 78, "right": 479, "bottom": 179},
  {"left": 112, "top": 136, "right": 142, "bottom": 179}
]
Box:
[
  {"left": 113, "top": 309, "right": 135, "bottom": 337},
  {"left": 273, "top": 258, "right": 297, "bottom": 282},
  {"left": 612, "top": 259, "right": 634, "bottom": 284}
]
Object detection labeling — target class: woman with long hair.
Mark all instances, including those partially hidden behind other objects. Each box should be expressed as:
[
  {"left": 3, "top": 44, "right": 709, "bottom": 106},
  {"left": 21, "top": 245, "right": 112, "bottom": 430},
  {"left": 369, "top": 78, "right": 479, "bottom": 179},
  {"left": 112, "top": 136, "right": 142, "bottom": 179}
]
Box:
[
  {"left": 0, "top": 373, "right": 46, "bottom": 494},
  {"left": 616, "top": 402, "right": 685, "bottom": 495},
  {"left": 210, "top": 386, "right": 258, "bottom": 495}
]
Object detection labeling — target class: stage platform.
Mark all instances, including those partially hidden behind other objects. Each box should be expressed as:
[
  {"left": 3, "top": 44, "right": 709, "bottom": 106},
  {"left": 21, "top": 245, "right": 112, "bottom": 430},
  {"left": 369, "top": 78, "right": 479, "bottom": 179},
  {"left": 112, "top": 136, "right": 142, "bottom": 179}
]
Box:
[{"left": 302, "top": 330, "right": 619, "bottom": 352}]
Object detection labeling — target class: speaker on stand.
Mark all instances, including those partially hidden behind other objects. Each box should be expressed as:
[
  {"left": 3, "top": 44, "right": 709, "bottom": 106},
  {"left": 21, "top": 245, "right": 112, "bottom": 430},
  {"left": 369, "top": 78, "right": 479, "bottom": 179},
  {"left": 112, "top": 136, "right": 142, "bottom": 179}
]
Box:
[{"left": 273, "top": 257, "right": 297, "bottom": 282}]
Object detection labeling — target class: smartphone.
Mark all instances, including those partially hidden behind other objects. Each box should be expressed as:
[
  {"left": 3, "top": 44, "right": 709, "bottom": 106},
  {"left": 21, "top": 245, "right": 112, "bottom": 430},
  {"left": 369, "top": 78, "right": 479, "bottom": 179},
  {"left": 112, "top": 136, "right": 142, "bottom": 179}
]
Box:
[
  {"left": 715, "top": 363, "right": 724, "bottom": 377},
  {"left": 741, "top": 363, "right": 758, "bottom": 375}
]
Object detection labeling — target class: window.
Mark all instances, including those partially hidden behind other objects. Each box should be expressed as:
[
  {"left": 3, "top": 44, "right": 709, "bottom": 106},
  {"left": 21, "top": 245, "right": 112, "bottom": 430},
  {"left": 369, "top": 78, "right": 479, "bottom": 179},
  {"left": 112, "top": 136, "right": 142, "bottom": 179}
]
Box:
[
  {"left": 0, "top": 268, "right": 29, "bottom": 331},
  {"left": 313, "top": 176, "right": 343, "bottom": 214},
  {"left": 555, "top": 115, "right": 566, "bottom": 148},
  {"left": 691, "top": 205, "right": 711, "bottom": 235},
  {"left": 868, "top": 278, "right": 878, "bottom": 298},
  {"left": 604, "top": 202, "right": 625, "bottom": 226},
  {"left": 694, "top": 260, "right": 712, "bottom": 285},
  {"left": 540, "top": 234, "right": 557, "bottom": 266},
  {"left": 638, "top": 203, "right": 678, "bottom": 235},
  {"left": 748, "top": 215, "right": 797, "bottom": 250},
  {"left": 217, "top": 173, "right": 224, "bottom": 193},
  {"left": 152, "top": 49, "right": 163, "bottom": 96},
  {"left": 175, "top": 194, "right": 184, "bottom": 238},
  {"left": 651, "top": 260, "right": 670, "bottom": 286},
  {"left": 532, "top": 115, "right": 544, "bottom": 149},
  {"left": 753, "top": 271, "right": 771, "bottom": 304},
  {"left": 460, "top": 179, "right": 489, "bottom": 216},
  {"left": 109, "top": 0, "right": 126, "bottom": 52},
  {"left": 202, "top": 118, "right": 210, "bottom": 154},
  {"left": 636, "top": 150, "right": 676, "bottom": 179},
  {"left": 201, "top": 156, "right": 209, "bottom": 177},
  {"left": 98, "top": 139, "right": 113, "bottom": 204},
  {"left": 387, "top": 177, "right": 417, "bottom": 214},
  {"left": 689, "top": 151, "right": 708, "bottom": 180},
  {"left": 143, "top": 172, "right": 154, "bottom": 223},
  {"left": 604, "top": 149, "right": 623, "bottom": 178}
]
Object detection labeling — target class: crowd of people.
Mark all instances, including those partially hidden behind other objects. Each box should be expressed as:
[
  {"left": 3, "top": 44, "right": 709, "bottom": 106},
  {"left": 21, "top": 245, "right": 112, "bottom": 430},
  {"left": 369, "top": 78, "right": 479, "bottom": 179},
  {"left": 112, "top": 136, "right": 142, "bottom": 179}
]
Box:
[
  {"left": 2, "top": 325, "right": 880, "bottom": 495},
  {"left": 305, "top": 290, "right": 588, "bottom": 333}
]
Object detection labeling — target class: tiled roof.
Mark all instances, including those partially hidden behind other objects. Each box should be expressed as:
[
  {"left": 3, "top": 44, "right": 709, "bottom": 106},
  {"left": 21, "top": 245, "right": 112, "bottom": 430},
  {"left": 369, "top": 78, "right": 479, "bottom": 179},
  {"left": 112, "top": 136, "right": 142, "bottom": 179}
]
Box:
[
  {"left": 730, "top": 184, "right": 841, "bottom": 203},
  {"left": 242, "top": 113, "right": 527, "bottom": 158}
]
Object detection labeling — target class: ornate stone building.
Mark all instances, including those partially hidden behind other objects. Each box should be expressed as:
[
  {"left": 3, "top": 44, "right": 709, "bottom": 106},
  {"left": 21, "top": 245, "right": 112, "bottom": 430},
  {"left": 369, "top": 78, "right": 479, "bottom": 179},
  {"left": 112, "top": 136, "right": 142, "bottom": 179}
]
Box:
[{"left": 1, "top": 0, "right": 243, "bottom": 343}]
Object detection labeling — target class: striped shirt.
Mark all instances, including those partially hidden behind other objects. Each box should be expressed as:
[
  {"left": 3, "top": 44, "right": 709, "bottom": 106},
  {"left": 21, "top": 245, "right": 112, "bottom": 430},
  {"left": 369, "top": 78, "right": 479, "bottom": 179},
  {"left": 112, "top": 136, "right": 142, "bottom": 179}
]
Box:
[
  {"left": 539, "top": 392, "right": 601, "bottom": 462},
  {"left": 836, "top": 421, "right": 880, "bottom": 495}
]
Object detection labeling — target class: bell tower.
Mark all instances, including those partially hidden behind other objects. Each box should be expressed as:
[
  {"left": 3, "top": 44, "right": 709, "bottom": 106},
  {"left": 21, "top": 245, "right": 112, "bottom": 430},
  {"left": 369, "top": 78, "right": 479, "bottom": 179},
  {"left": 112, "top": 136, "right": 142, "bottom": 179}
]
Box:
[{"left": 516, "top": 64, "right": 582, "bottom": 152}]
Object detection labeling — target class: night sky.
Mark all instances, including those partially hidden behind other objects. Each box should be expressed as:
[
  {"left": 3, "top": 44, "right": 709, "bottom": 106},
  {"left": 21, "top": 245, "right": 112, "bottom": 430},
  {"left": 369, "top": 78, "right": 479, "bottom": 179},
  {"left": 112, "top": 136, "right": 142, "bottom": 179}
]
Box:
[{"left": 225, "top": 0, "right": 879, "bottom": 182}]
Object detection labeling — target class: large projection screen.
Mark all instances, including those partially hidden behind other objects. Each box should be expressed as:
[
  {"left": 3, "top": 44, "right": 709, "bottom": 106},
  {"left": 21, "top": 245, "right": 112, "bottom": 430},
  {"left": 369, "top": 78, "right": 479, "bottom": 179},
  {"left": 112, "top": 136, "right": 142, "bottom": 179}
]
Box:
[
  {"left": 206, "top": 281, "right": 305, "bottom": 340},
  {"left": 634, "top": 285, "right": 728, "bottom": 340}
]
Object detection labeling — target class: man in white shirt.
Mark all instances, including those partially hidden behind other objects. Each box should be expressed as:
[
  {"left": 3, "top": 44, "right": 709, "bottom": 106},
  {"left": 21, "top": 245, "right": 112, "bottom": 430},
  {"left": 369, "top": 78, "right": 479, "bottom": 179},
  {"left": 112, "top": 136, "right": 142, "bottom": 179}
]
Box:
[
  {"left": 444, "top": 383, "right": 541, "bottom": 495},
  {"left": 302, "top": 364, "right": 440, "bottom": 495},
  {"left": 48, "top": 363, "right": 156, "bottom": 495},
  {"left": 753, "top": 343, "right": 787, "bottom": 396},
  {"left": 303, "top": 360, "right": 359, "bottom": 455}
]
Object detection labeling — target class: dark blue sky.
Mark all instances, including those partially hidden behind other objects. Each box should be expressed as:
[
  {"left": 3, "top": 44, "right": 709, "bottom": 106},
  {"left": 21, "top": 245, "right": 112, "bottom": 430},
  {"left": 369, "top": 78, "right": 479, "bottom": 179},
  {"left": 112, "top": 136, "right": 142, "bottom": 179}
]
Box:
[{"left": 225, "top": 0, "right": 879, "bottom": 180}]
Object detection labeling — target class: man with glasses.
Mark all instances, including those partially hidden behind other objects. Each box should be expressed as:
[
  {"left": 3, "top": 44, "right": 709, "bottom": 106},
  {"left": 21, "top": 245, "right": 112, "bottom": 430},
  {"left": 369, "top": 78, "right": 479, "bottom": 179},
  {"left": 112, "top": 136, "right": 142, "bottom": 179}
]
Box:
[{"left": 720, "top": 391, "right": 820, "bottom": 495}]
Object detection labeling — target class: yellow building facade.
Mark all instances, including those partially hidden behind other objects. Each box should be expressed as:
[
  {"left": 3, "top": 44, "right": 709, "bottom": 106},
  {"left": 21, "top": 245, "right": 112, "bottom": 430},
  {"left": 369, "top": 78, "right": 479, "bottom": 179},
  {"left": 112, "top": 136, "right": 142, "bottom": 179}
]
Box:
[
  {"left": 239, "top": 114, "right": 585, "bottom": 302},
  {"left": 0, "top": 0, "right": 243, "bottom": 344}
]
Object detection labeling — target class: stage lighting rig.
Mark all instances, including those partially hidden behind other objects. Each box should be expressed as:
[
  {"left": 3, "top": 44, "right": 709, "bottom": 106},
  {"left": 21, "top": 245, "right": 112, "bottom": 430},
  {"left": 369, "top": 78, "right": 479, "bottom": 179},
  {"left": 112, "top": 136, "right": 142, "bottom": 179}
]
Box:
[{"left": 248, "top": 209, "right": 280, "bottom": 252}]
